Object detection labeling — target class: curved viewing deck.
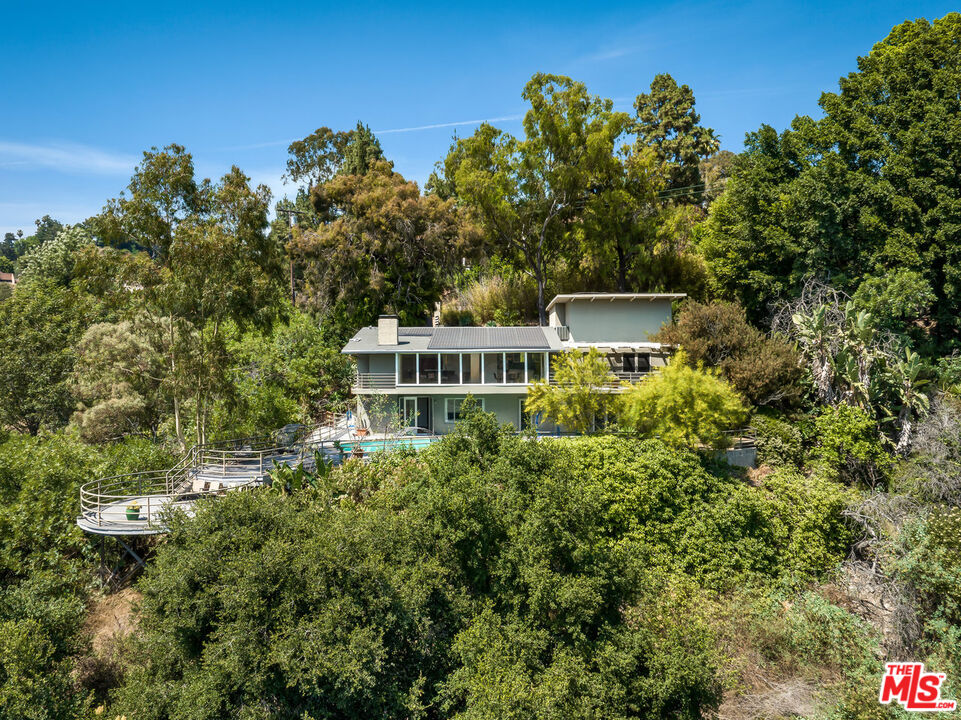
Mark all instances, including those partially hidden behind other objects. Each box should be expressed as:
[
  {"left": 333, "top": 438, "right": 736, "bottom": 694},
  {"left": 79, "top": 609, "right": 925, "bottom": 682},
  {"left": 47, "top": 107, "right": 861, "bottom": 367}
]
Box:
[{"left": 77, "top": 418, "right": 443, "bottom": 537}]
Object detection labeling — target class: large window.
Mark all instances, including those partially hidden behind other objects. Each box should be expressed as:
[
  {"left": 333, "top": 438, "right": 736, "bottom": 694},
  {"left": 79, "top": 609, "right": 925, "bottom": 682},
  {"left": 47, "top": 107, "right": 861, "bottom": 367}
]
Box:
[
  {"left": 622, "top": 352, "right": 651, "bottom": 373},
  {"left": 483, "top": 353, "right": 503, "bottom": 383},
  {"left": 527, "top": 352, "right": 545, "bottom": 382},
  {"left": 396, "top": 351, "right": 550, "bottom": 385},
  {"left": 462, "top": 353, "right": 482, "bottom": 383},
  {"left": 399, "top": 354, "right": 417, "bottom": 384},
  {"left": 505, "top": 352, "right": 525, "bottom": 383},
  {"left": 418, "top": 354, "right": 439, "bottom": 384},
  {"left": 441, "top": 354, "right": 460, "bottom": 384},
  {"left": 446, "top": 397, "right": 484, "bottom": 423}
]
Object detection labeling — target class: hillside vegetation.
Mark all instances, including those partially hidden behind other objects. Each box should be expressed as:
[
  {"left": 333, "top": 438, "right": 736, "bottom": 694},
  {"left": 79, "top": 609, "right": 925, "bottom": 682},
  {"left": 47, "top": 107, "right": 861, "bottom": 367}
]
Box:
[{"left": 1, "top": 13, "right": 961, "bottom": 720}]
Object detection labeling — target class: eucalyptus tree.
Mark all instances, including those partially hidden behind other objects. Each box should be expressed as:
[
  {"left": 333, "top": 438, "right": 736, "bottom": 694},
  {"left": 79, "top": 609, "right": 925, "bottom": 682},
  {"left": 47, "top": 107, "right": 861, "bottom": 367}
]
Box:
[
  {"left": 439, "top": 73, "right": 629, "bottom": 324},
  {"left": 291, "top": 160, "right": 477, "bottom": 337},
  {"left": 92, "top": 144, "right": 206, "bottom": 259},
  {"left": 91, "top": 150, "right": 286, "bottom": 446}
]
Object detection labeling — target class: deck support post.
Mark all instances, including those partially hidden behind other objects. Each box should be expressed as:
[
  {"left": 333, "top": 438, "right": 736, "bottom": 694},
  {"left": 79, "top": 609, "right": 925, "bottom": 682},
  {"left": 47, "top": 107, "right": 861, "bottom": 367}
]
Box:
[{"left": 116, "top": 537, "right": 145, "bottom": 568}]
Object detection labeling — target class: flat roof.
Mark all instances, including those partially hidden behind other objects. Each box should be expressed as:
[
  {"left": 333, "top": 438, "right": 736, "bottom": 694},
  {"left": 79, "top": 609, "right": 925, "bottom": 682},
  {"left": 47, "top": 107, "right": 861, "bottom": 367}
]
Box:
[
  {"left": 343, "top": 325, "right": 566, "bottom": 354},
  {"left": 546, "top": 292, "right": 686, "bottom": 312}
]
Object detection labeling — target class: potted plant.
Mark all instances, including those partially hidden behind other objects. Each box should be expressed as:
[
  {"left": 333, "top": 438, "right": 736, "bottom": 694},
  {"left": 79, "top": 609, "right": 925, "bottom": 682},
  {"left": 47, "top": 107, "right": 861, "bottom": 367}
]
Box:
[
  {"left": 355, "top": 426, "right": 370, "bottom": 438},
  {"left": 126, "top": 501, "right": 141, "bottom": 521}
]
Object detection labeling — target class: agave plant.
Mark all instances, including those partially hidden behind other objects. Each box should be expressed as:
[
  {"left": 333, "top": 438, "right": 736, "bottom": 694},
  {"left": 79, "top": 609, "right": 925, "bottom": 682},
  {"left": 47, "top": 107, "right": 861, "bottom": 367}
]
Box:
[
  {"left": 888, "top": 348, "right": 932, "bottom": 453},
  {"left": 792, "top": 305, "right": 836, "bottom": 405}
]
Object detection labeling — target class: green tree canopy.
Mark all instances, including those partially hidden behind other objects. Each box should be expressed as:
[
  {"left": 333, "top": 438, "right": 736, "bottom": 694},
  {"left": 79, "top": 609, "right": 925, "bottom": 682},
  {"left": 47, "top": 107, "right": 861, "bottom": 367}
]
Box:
[
  {"left": 292, "top": 160, "right": 478, "bottom": 333},
  {"left": 700, "top": 13, "right": 961, "bottom": 348},
  {"left": 619, "top": 350, "right": 748, "bottom": 448},
  {"left": 15, "top": 225, "right": 94, "bottom": 287},
  {"left": 438, "top": 73, "right": 628, "bottom": 324},
  {"left": 0, "top": 283, "right": 97, "bottom": 433},
  {"left": 526, "top": 347, "right": 619, "bottom": 434},
  {"left": 633, "top": 73, "right": 719, "bottom": 201},
  {"left": 92, "top": 144, "right": 206, "bottom": 260},
  {"left": 91, "top": 156, "right": 287, "bottom": 445},
  {"left": 654, "top": 300, "right": 802, "bottom": 408}
]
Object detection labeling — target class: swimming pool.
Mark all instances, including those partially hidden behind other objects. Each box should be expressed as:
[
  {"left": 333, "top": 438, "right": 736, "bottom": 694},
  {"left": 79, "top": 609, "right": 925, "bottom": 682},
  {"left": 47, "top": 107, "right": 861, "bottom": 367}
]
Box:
[{"left": 338, "top": 436, "right": 438, "bottom": 454}]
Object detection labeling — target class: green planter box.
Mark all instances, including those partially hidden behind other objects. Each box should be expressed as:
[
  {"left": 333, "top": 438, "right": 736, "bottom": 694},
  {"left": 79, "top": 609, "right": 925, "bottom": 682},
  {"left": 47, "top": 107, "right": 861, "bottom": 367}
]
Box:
[{"left": 126, "top": 507, "right": 141, "bottom": 521}]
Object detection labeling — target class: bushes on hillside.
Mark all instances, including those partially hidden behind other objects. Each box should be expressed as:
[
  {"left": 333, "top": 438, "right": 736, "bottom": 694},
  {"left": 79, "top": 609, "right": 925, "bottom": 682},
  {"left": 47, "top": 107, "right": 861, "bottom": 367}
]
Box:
[
  {"left": 109, "top": 412, "right": 859, "bottom": 719},
  {"left": 654, "top": 300, "right": 802, "bottom": 408},
  {"left": 811, "top": 404, "right": 893, "bottom": 488},
  {"left": 752, "top": 414, "right": 805, "bottom": 468},
  {"left": 564, "top": 436, "right": 853, "bottom": 588},
  {"left": 619, "top": 351, "right": 748, "bottom": 448},
  {"left": 440, "top": 273, "right": 538, "bottom": 326},
  {"left": 0, "top": 432, "right": 173, "bottom": 719}
]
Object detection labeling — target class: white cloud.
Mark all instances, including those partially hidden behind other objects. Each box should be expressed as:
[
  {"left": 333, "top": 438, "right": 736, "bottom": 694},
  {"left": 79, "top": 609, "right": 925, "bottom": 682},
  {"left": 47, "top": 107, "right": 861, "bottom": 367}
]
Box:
[
  {"left": 577, "top": 46, "right": 638, "bottom": 64},
  {"left": 0, "top": 140, "right": 136, "bottom": 175},
  {"left": 373, "top": 114, "right": 524, "bottom": 134}
]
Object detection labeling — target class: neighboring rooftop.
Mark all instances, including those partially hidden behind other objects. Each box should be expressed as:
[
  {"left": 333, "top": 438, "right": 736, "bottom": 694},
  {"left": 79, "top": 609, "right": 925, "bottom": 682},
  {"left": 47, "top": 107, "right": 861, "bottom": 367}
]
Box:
[
  {"left": 546, "top": 292, "right": 685, "bottom": 312},
  {"left": 0, "top": 272, "right": 15, "bottom": 284},
  {"left": 343, "top": 325, "right": 566, "bottom": 354}
]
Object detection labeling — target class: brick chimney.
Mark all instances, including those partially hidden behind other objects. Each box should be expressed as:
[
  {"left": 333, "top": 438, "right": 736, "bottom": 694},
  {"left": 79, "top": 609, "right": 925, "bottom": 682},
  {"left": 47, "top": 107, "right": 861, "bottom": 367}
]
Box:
[{"left": 377, "top": 315, "right": 399, "bottom": 345}]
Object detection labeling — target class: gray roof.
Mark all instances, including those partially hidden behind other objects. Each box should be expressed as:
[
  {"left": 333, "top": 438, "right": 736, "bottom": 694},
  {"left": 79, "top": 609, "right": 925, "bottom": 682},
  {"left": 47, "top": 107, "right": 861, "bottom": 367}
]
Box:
[
  {"left": 428, "top": 326, "right": 551, "bottom": 350},
  {"left": 342, "top": 325, "right": 565, "bottom": 354}
]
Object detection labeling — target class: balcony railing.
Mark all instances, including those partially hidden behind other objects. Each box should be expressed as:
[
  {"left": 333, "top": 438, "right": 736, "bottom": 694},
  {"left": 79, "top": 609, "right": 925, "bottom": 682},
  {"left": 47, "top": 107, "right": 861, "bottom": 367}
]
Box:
[
  {"left": 614, "top": 371, "right": 651, "bottom": 383},
  {"left": 548, "top": 370, "right": 651, "bottom": 389},
  {"left": 355, "top": 372, "right": 397, "bottom": 389}
]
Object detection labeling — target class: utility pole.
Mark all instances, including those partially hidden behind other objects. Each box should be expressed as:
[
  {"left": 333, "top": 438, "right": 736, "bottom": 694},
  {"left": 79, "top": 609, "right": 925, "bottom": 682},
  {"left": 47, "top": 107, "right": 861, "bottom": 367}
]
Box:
[{"left": 277, "top": 208, "right": 306, "bottom": 305}]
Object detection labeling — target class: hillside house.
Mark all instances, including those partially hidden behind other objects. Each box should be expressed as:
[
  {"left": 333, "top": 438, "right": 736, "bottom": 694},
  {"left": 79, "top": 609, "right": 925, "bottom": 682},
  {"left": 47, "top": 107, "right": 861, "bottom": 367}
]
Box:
[{"left": 342, "top": 292, "right": 683, "bottom": 433}]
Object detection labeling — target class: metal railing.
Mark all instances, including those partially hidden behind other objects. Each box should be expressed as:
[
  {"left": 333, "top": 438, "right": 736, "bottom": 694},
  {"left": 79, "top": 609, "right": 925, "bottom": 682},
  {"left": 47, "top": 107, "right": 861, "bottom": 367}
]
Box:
[
  {"left": 355, "top": 372, "right": 397, "bottom": 389},
  {"left": 547, "top": 370, "right": 651, "bottom": 389},
  {"left": 723, "top": 426, "right": 757, "bottom": 449},
  {"left": 613, "top": 371, "right": 652, "bottom": 383},
  {"left": 354, "top": 372, "right": 648, "bottom": 389},
  {"left": 78, "top": 468, "right": 265, "bottom": 531},
  {"left": 77, "top": 416, "right": 445, "bottom": 534}
]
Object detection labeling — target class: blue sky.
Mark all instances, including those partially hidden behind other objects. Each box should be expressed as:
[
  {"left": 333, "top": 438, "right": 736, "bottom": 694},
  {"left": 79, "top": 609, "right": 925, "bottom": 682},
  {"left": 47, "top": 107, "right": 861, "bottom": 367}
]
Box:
[{"left": 1, "top": 0, "right": 955, "bottom": 235}]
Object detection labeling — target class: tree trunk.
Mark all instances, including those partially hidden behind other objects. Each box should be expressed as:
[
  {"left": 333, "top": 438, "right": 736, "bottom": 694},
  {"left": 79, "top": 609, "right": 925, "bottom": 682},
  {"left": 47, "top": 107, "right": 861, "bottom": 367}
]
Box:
[
  {"left": 173, "top": 397, "right": 185, "bottom": 450},
  {"left": 169, "top": 316, "right": 186, "bottom": 450},
  {"left": 537, "top": 276, "right": 547, "bottom": 326},
  {"left": 616, "top": 243, "right": 628, "bottom": 293}
]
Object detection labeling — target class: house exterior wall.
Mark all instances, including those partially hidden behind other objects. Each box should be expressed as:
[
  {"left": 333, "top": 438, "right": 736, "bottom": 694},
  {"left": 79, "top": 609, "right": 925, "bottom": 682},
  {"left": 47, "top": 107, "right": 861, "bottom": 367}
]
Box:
[
  {"left": 428, "top": 394, "right": 527, "bottom": 433},
  {"left": 563, "top": 299, "right": 673, "bottom": 343},
  {"left": 369, "top": 354, "right": 394, "bottom": 374},
  {"left": 356, "top": 392, "right": 534, "bottom": 434}
]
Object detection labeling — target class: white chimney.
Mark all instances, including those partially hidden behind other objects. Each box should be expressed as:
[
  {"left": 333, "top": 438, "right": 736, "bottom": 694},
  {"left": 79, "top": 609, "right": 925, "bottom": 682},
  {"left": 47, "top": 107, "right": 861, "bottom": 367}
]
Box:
[{"left": 377, "top": 315, "right": 399, "bottom": 345}]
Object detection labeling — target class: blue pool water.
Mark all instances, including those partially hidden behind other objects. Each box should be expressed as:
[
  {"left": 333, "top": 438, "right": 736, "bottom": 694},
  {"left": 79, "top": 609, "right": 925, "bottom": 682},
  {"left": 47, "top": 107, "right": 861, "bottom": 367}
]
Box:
[{"left": 338, "top": 437, "right": 437, "bottom": 454}]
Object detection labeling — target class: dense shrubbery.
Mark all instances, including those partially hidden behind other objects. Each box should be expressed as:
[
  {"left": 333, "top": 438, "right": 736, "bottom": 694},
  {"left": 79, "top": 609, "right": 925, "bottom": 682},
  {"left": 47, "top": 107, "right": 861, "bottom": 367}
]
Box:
[
  {"left": 654, "top": 300, "right": 803, "bottom": 408},
  {"left": 752, "top": 413, "right": 805, "bottom": 469},
  {"left": 0, "top": 432, "right": 174, "bottom": 718},
  {"left": 106, "top": 413, "right": 861, "bottom": 718},
  {"left": 618, "top": 351, "right": 748, "bottom": 448}
]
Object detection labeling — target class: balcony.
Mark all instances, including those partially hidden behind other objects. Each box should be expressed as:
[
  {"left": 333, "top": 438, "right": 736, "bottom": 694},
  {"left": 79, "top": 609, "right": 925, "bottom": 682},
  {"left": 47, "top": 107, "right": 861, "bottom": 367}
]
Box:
[
  {"left": 355, "top": 372, "right": 397, "bottom": 389},
  {"left": 549, "top": 370, "right": 651, "bottom": 389}
]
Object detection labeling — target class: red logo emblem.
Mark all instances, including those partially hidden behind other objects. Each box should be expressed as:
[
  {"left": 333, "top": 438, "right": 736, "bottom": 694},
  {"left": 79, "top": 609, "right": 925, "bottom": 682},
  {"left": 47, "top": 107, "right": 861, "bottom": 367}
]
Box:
[{"left": 880, "top": 663, "right": 957, "bottom": 711}]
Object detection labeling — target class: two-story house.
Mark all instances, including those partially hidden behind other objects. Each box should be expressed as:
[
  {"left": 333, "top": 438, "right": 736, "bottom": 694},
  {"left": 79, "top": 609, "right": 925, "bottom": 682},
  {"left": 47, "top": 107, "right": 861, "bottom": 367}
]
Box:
[{"left": 342, "top": 292, "right": 684, "bottom": 434}]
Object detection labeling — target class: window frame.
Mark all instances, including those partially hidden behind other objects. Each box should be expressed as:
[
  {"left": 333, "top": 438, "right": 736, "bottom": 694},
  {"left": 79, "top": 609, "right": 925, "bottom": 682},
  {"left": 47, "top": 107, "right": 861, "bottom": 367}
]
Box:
[{"left": 445, "top": 397, "right": 485, "bottom": 423}]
